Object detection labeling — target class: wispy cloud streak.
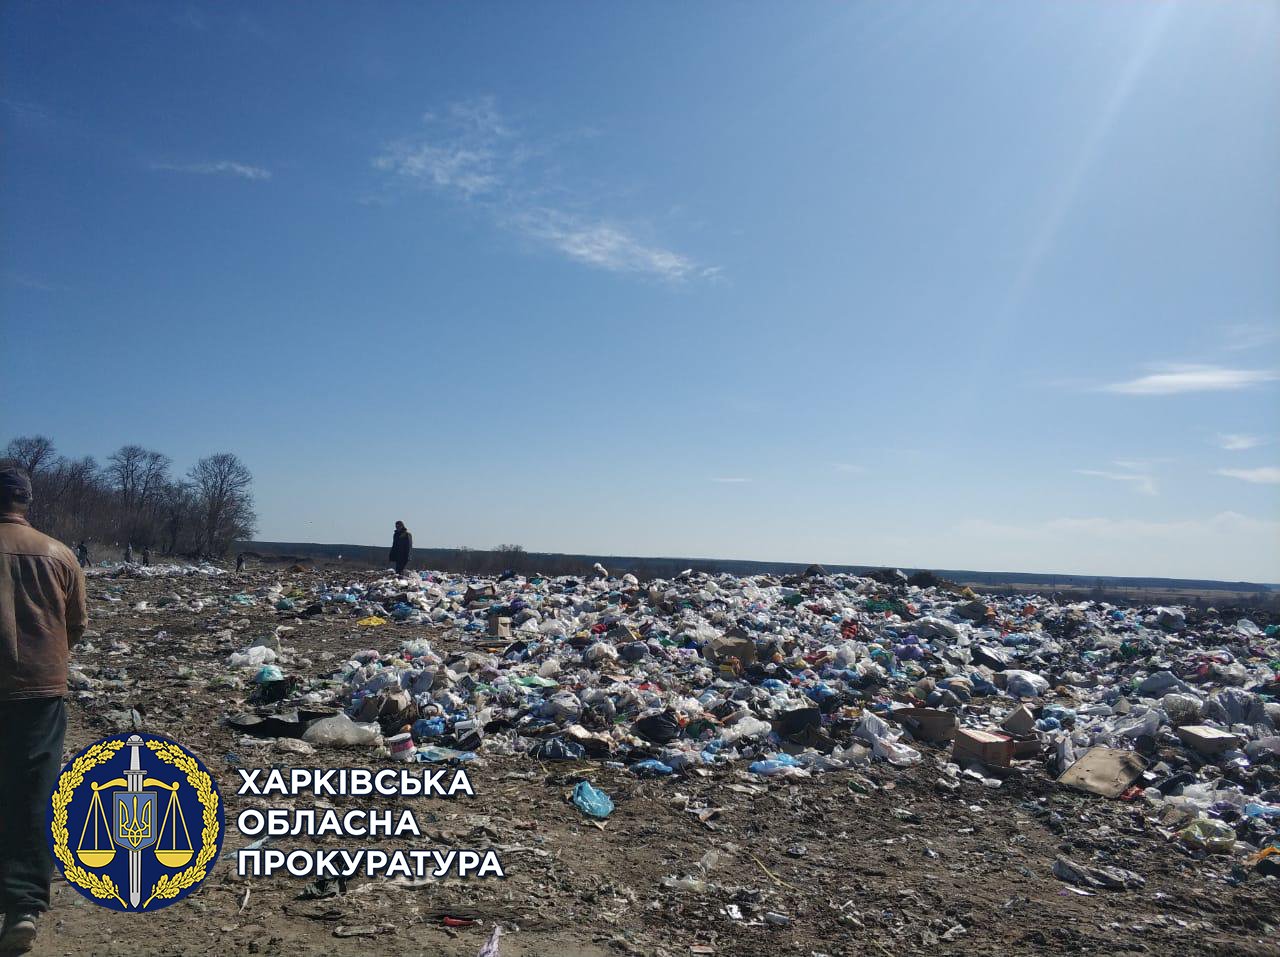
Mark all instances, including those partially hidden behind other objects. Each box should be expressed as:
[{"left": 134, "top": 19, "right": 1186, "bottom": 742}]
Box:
[
  {"left": 1102, "top": 364, "right": 1278, "bottom": 395},
  {"left": 1076, "top": 468, "right": 1158, "bottom": 496},
  {"left": 373, "top": 98, "right": 709, "bottom": 281},
  {"left": 1216, "top": 467, "right": 1280, "bottom": 485},
  {"left": 1217, "top": 433, "right": 1266, "bottom": 451},
  {"left": 152, "top": 160, "right": 271, "bottom": 180}
]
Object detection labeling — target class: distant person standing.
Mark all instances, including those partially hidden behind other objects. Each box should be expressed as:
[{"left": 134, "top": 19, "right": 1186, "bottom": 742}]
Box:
[
  {"left": 235, "top": 553, "right": 246, "bottom": 573},
  {"left": 389, "top": 521, "right": 413, "bottom": 575},
  {"left": 124, "top": 542, "right": 133, "bottom": 564},
  {"left": 75, "top": 541, "right": 89, "bottom": 568},
  {"left": 0, "top": 467, "right": 87, "bottom": 952},
  {"left": 141, "top": 546, "right": 151, "bottom": 566}
]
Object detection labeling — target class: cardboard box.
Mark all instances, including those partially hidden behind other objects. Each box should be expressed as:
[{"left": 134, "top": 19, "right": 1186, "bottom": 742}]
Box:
[
  {"left": 893, "top": 707, "right": 958, "bottom": 743},
  {"left": 1002, "top": 704, "right": 1036, "bottom": 735},
  {"left": 1057, "top": 747, "right": 1146, "bottom": 798},
  {"left": 1177, "top": 725, "right": 1242, "bottom": 756},
  {"left": 607, "top": 623, "right": 640, "bottom": 643},
  {"left": 705, "top": 634, "right": 757, "bottom": 666},
  {"left": 1010, "top": 735, "right": 1043, "bottom": 759},
  {"left": 464, "top": 584, "right": 497, "bottom": 605},
  {"left": 951, "top": 728, "right": 1013, "bottom": 768},
  {"left": 487, "top": 616, "right": 512, "bottom": 638}
]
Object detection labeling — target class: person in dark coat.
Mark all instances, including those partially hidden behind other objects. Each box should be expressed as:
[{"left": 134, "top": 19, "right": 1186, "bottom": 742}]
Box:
[{"left": 389, "top": 521, "right": 412, "bottom": 575}]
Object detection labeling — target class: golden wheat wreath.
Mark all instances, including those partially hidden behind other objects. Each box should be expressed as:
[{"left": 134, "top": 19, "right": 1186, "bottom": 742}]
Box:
[{"left": 51, "top": 737, "right": 221, "bottom": 910}]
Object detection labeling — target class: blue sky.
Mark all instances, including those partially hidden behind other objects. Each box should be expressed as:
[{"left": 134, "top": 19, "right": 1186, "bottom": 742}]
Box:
[{"left": 2, "top": 1, "right": 1278, "bottom": 582}]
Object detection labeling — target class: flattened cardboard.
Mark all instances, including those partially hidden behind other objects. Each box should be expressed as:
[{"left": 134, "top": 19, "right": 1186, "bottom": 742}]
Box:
[
  {"left": 1057, "top": 746, "right": 1146, "bottom": 798},
  {"left": 1177, "top": 725, "right": 1242, "bottom": 756}
]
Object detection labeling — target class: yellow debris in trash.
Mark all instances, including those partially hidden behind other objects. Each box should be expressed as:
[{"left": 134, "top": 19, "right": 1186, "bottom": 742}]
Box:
[
  {"left": 357, "top": 615, "right": 388, "bottom": 626},
  {"left": 1246, "top": 845, "right": 1279, "bottom": 866}
]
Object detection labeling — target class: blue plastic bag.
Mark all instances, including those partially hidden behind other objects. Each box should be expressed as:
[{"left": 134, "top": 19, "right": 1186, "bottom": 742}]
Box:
[
  {"left": 572, "top": 781, "right": 614, "bottom": 818},
  {"left": 630, "top": 758, "right": 674, "bottom": 777},
  {"left": 254, "top": 664, "right": 284, "bottom": 683},
  {"left": 412, "top": 717, "right": 446, "bottom": 739}
]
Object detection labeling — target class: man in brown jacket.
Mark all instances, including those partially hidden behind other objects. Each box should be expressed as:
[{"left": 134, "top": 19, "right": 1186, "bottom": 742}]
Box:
[{"left": 0, "top": 467, "right": 86, "bottom": 953}]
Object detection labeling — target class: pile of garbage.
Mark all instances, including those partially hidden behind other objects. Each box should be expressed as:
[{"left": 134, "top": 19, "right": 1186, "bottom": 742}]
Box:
[
  {"left": 88, "top": 561, "right": 228, "bottom": 580},
  {"left": 224, "top": 566, "right": 1280, "bottom": 867}
]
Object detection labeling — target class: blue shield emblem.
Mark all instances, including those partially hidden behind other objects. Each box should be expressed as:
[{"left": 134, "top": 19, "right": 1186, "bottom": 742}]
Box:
[{"left": 112, "top": 792, "right": 157, "bottom": 851}]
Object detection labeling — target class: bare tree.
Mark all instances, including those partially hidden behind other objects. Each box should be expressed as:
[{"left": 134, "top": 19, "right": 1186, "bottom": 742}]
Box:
[
  {"left": 187, "top": 453, "right": 257, "bottom": 557},
  {"left": 105, "top": 445, "right": 172, "bottom": 546},
  {"left": 158, "top": 481, "right": 197, "bottom": 555},
  {"left": 37, "top": 455, "right": 108, "bottom": 543},
  {"left": 4, "top": 435, "right": 256, "bottom": 562},
  {"left": 4, "top": 435, "right": 57, "bottom": 476}
]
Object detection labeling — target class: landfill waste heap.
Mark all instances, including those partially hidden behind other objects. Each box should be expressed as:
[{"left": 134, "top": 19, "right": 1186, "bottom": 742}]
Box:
[
  {"left": 59, "top": 560, "right": 1279, "bottom": 956},
  {"left": 213, "top": 565, "right": 1280, "bottom": 860}
]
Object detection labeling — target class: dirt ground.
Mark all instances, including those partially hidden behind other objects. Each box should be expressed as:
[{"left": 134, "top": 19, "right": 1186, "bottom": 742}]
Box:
[{"left": 29, "top": 567, "right": 1280, "bottom": 957}]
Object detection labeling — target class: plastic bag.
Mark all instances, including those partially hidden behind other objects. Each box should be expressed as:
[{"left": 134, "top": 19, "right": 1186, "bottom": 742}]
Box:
[
  {"left": 529, "top": 737, "right": 585, "bottom": 761},
  {"left": 302, "top": 714, "right": 382, "bottom": 748},
  {"left": 872, "top": 736, "right": 922, "bottom": 766},
  {"left": 852, "top": 712, "right": 892, "bottom": 744},
  {"left": 543, "top": 691, "right": 583, "bottom": 723},
  {"left": 1137, "top": 671, "right": 1189, "bottom": 697},
  {"left": 630, "top": 758, "right": 674, "bottom": 777},
  {"left": 719, "top": 716, "right": 771, "bottom": 744},
  {"left": 1111, "top": 709, "right": 1161, "bottom": 740},
  {"left": 1004, "top": 670, "right": 1049, "bottom": 698},
  {"left": 749, "top": 759, "right": 810, "bottom": 778},
  {"left": 1160, "top": 693, "right": 1202, "bottom": 726},
  {"left": 229, "top": 645, "right": 277, "bottom": 669},
  {"left": 254, "top": 664, "right": 284, "bottom": 683},
  {"left": 571, "top": 781, "right": 614, "bottom": 818},
  {"left": 633, "top": 710, "right": 681, "bottom": 744},
  {"left": 1178, "top": 818, "right": 1236, "bottom": 854}
]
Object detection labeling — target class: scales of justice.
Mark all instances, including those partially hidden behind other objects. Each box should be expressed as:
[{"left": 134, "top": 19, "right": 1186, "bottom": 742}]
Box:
[{"left": 74, "top": 735, "right": 194, "bottom": 908}]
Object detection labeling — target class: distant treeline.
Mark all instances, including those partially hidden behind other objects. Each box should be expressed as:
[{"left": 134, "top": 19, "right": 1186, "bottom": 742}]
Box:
[
  {"left": 4, "top": 435, "right": 257, "bottom": 557},
  {"left": 238, "top": 540, "right": 1278, "bottom": 593}
]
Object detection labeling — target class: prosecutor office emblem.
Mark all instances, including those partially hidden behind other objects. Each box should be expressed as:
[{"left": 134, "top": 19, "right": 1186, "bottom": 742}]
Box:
[{"left": 48, "top": 734, "right": 224, "bottom": 911}]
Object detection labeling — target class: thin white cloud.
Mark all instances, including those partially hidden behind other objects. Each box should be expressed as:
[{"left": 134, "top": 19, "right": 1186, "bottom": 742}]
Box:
[
  {"left": 1075, "top": 468, "right": 1157, "bottom": 496},
  {"left": 833, "top": 463, "right": 866, "bottom": 474},
  {"left": 510, "top": 209, "right": 704, "bottom": 280},
  {"left": 373, "top": 142, "right": 500, "bottom": 197},
  {"left": 1215, "top": 467, "right": 1280, "bottom": 485},
  {"left": 373, "top": 98, "right": 710, "bottom": 281},
  {"left": 1223, "top": 324, "right": 1280, "bottom": 352},
  {"left": 711, "top": 477, "right": 750, "bottom": 484},
  {"left": 1216, "top": 433, "right": 1266, "bottom": 451},
  {"left": 1111, "top": 457, "right": 1171, "bottom": 472},
  {"left": 1102, "top": 364, "right": 1278, "bottom": 395},
  {"left": 152, "top": 160, "right": 271, "bottom": 181},
  {"left": 373, "top": 101, "right": 507, "bottom": 198}
]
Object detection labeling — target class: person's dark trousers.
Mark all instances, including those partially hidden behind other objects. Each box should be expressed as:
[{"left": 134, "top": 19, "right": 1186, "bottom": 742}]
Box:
[
  {"left": 0, "top": 697, "right": 67, "bottom": 917},
  {"left": 394, "top": 561, "right": 408, "bottom": 574}
]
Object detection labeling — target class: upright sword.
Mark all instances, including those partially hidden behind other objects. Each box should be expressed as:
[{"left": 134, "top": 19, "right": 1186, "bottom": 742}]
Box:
[{"left": 124, "top": 735, "right": 145, "bottom": 908}]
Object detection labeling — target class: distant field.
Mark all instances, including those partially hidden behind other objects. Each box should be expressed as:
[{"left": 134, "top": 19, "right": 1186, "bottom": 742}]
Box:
[{"left": 978, "top": 580, "right": 1280, "bottom": 615}]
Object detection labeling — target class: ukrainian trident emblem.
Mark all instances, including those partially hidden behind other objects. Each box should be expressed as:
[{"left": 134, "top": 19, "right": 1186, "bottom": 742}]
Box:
[{"left": 49, "top": 734, "right": 224, "bottom": 911}]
